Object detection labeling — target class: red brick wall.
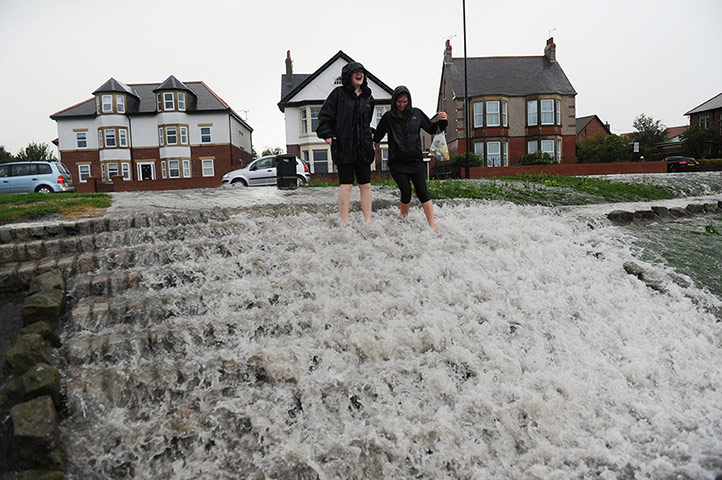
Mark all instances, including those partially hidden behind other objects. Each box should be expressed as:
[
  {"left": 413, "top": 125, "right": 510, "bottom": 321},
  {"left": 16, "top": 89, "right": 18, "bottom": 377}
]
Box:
[
  {"left": 467, "top": 161, "right": 666, "bottom": 178},
  {"left": 577, "top": 118, "right": 610, "bottom": 139}
]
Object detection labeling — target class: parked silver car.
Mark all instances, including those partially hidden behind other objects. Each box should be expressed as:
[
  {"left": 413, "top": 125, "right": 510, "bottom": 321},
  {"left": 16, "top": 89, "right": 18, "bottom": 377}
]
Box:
[
  {"left": 221, "top": 155, "right": 310, "bottom": 187},
  {"left": 0, "top": 161, "right": 75, "bottom": 193}
]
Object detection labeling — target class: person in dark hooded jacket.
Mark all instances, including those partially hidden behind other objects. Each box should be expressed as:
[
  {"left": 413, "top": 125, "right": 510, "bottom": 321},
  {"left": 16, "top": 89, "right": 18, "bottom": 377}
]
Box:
[
  {"left": 317, "top": 61, "right": 376, "bottom": 225},
  {"left": 374, "top": 85, "right": 448, "bottom": 233}
]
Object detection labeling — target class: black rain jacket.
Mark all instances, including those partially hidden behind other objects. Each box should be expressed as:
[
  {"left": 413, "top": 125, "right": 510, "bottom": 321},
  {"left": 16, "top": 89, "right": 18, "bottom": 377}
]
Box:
[
  {"left": 374, "top": 85, "right": 448, "bottom": 169},
  {"left": 316, "top": 62, "right": 376, "bottom": 165}
]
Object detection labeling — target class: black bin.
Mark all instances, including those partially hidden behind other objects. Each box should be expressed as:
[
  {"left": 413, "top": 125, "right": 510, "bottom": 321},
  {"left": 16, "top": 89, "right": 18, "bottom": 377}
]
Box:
[{"left": 276, "top": 154, "right": 297, "bottom": 189}]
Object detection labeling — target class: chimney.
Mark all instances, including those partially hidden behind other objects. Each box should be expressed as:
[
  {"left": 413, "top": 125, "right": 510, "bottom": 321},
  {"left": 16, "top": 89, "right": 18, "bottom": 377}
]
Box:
[
  {"left": 605, "top": 122, "right": 611, "bottom": 131},
  {"left": 444, "top": 39, "right": 452, "bottom": 63},
  {"left": 285, "top": 50, "right": 293, "bottom": 84},
  {"left": 544, "top": 37, "right": 556, "bottom": 62}
]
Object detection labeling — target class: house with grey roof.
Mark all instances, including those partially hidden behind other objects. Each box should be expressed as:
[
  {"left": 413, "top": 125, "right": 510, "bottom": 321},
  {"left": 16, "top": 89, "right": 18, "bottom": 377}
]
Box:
[
  {"left": 278, "top": 50, "right": 394, "bottom": 175},
  {"left": 51, "top": 75, "right": 253, "bottom": 192},
  {"left": 685, "top": 92, "right": 722, "bottom": 133},
  {"left": 436, "top": 37, "right": 577, "bottom": 166}
]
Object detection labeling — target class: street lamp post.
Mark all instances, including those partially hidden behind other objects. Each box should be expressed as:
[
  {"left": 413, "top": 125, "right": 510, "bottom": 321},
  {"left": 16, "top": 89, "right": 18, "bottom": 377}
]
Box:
[{"left": 462, "top": 0, "right": 470, "bottom": 179}]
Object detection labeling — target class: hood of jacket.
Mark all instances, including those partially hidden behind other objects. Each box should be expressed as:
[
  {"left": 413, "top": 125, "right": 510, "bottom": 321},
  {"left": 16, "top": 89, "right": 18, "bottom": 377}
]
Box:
[
  {"left": 391, "top": 85, "right": 413, "bottom": 116},
  {"left": 341, "top": 62, "right": 370, "bottom": 93}
]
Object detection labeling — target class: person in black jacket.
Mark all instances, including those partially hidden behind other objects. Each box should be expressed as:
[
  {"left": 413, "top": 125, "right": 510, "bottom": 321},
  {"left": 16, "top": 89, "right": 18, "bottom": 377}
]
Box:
[
  {"left": 317, "top": 61, "right": 376, "bottom": 225},
  {"left": 374, "top": 85, "right": 448, "bottom": 233}
]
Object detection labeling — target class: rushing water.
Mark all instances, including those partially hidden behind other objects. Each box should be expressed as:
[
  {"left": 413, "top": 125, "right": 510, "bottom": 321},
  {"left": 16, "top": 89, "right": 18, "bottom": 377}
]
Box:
[{"left": 59, "top": 197, "right": 722, "bottom": 479}]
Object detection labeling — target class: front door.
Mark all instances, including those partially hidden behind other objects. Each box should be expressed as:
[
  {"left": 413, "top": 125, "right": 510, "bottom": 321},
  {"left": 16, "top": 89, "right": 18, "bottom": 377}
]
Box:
[{"left": 141, "top": 164, "right": 153, "bottom": 181}]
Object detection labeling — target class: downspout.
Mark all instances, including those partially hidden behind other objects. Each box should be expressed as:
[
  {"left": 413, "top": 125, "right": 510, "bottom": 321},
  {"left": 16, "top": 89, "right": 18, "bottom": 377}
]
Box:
[{"left": 228, "top": 113, "right": 233, "bottom": 168}]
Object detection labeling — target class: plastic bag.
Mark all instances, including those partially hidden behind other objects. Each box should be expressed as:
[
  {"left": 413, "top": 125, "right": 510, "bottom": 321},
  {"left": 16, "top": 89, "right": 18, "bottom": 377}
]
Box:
[{"left": 429, "top": 130, "right": 450, "bottom": 162}]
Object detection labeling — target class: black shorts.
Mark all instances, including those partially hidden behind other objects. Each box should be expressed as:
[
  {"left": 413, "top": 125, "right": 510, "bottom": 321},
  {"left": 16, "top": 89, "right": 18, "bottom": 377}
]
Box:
[{"left": 336, "top": 162, "right": 371, "bottom": 185}]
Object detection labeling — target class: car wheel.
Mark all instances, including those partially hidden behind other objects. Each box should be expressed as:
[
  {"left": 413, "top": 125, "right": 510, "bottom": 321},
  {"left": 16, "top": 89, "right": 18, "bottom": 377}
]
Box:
[
  {"left": 231, "top": 178, "right": 248, "bottom": 187},
  {"left": 35, "top": 185, "right": 53, "bottom": 194},
  {"left": 296, "top": 175, "right": 308, "bottom": 186}
]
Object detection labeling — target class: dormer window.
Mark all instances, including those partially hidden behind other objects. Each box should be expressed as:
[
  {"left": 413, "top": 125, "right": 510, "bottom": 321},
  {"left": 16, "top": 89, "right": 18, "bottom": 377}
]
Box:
[
  {"left": 156, "top": 91, "right": 188, "bottom": 112},
  {"left": 178, "top": 93, "right": 186, "bottom": 111},
  {"left": 164, "top": 92, "right": 174, "bottom": 110},
  {"left": 102, "top": 95, "right": 113, "bottom": 113},
  {"left": 96, "top": 94, "right": 127, "bottom": 114}
]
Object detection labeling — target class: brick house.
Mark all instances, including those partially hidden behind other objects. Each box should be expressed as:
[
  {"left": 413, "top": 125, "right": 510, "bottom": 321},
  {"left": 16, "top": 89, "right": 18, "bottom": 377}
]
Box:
[
  {"left": 685, "top": 91, "right": 722, "bottom": 157},
  {"left": 576, "top": 115, "right": 611, "bottom": 140},
  {"left": 436, "top": 37, "right": 577, "bottom": 166},
  {"left": 277, "top": 50, "right": 394, "bottom": 175},
  {"left": 50, "top": 76, "right": 253, "bottom": 193}
]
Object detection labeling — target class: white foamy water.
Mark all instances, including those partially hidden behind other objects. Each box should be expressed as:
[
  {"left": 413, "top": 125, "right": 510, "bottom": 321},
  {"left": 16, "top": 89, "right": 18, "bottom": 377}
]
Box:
[{"left": 61, "top": 200, "right": 722, "bottom": 479}]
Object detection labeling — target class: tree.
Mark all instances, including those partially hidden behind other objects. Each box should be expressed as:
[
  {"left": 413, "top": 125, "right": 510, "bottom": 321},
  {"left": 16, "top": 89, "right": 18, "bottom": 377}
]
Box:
[
  {"left": 680, "top": 125, "right": 722, "bottom": 159},
  {"left": 576, "top": 134, "right": 632, "bottom": 163},
  {"left": 15, "top": 142, "right": 58, "bottom": 162},
  {"left": 0, "top": 145, "right": 14, "bottom": 163},
  {"left": 630, "top": 114, "right": 668, "bottom": 150},
  {"left": 261, "top": 147, "right": 285, "bottom": 156}
]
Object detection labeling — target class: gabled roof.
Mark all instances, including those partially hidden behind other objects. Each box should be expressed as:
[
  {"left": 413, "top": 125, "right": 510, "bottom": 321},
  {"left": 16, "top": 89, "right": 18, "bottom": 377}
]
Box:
[
  {"left": 92, "top": 77, "right": 138, "bottom": 97},
  {"left": 153, "top": 75, "right": 195, "bottom": 94},
  {"left": 576, "top": 114, "right": 611, "bottom": 136},
  {"left": 51, "top": 79, "right": 252, "bottom": 131},
  {"left": 277, "top": 50, "right": 394, "bottom": 112},
  {"left": 445, "top": 56, "right": 576, "bottom": 98},
  {"left": 685, "top": 92, "right": 722, "bottom": 115}
]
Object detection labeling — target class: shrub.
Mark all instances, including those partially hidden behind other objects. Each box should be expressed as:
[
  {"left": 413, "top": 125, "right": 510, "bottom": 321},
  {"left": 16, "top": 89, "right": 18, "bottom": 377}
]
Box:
[
  {"left": 518, "top": 151, "right": 555, "bottom": 165},
  {"left": 450, "top": 153, "right": 484, "bottom": 167}
]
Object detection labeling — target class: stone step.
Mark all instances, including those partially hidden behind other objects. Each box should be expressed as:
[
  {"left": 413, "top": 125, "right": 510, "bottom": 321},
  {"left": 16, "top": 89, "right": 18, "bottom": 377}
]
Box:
[
  {"left": 0, "top": 210, "right": 234, "bottom": 246},
  {"left": 1, "top": 215, "right": 239, "bottom": 265}
]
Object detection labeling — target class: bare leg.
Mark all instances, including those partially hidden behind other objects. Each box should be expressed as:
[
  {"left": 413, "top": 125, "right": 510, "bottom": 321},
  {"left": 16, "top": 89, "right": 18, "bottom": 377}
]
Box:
[
  {"left": 359, "top": 183, "right": 372, "bottom": 221},
  {"left": 421, "top": 199, "right": 438, "bottom": 234},
  {"left": 399, "top": 202, "right": 410, "bottom": 218},
  {"left": 338, "top": 184, "right": 353, "bottom": 225}
]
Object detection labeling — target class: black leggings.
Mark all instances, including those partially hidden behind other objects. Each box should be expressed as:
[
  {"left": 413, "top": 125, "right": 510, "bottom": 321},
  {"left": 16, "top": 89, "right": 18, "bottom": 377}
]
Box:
[{"left": 391, "top": 168, "right": 431, "bottom": 204}]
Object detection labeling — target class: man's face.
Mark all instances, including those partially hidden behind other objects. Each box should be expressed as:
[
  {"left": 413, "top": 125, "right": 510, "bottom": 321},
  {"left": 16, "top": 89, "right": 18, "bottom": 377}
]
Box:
[{"left": 351, "top": 69, "right": 364, "bottom": 88}]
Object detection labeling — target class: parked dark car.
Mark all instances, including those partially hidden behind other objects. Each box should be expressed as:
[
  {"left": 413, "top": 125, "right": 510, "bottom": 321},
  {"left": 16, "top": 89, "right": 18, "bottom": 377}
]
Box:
[
  {"left": 0, "top": 161, "right": 75, "bottom": 193},
  {"left": 665, "top": 156, "right": 700, "bottom": 172}
]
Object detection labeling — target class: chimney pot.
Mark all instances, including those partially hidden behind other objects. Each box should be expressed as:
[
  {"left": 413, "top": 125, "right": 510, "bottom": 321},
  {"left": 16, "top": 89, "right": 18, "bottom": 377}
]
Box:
[
  {"left": 444, "top": 39, "right": 452, "bottom": 63},
  {"left": 544, "top": 37, "right": 556, "bottom": 63}
]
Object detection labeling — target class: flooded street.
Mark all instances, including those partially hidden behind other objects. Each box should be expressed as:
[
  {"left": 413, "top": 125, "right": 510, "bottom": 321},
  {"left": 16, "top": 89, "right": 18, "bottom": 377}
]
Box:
[{"left": 54, "top": 173, "right": 722, "bottom": 479}]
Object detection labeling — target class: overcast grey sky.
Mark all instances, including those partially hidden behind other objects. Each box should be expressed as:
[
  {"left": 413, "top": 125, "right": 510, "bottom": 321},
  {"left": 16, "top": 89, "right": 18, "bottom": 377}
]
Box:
[{"left": 1, "top": 0, "right": 720, "bottom": 156}]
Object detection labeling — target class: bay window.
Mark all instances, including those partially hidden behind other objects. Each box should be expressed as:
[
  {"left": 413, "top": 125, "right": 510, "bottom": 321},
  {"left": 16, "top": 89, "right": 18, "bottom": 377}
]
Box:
[
  {"left": 102, "top": 95, "right": 113, "bottom": 113},
  {"left": 183, "top": 159, "right": 191, "bottom": 177},
  {"left": 116, "top": 95, "right": 125, "bottom": 113},
  {"left": 528, "top": 100, "right": 538, "bottom": 126},
  {"left": 164, "top": 92, "right": 174, "bottom": 110},
  {"left": 486, "top": 101, "right": 500, "bottom": 127},
  {"left": 541, "top": 139, "right": 555, "bottom": 159},
  {"left": 119, "top": 129, "right": 127, "bottom": 147},
  {"left": 166, "top": 126, "right": 178, "bottom": 145},
  {"left": 104, "top": 129, "right": 116, "bottom": 147},
  {"left": 313, "top": 149, "right": 329, "bottom": 173},
  {"left": 541, "top": 99, "right": 555, "bottom": 125},
  {"left": 487, "top": 141, "right": 501, "bottom": 167},
  {"left": 178, "top": 92, "right": 186, "bottom": 111},
  {"left": 168, "top": 160, "right": 180, "bottom": 178},
  {"left": 473, "top": 102, "right": 483, "bottom": 128}
]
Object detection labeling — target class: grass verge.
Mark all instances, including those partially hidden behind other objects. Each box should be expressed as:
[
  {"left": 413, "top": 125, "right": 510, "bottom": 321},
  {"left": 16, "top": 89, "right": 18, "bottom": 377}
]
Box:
[{"left": 0, "top": 193, "right": 111, "bottom": 224}]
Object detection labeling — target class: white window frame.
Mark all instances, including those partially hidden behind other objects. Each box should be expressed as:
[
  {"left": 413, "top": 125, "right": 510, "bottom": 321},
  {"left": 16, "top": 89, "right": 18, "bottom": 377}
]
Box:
[
  {"left": 527, "top": 100, "right": 538, "bottom": 126},
  {"left": 107, "top": 162, "right": 119, "bottom": 180},
  {"left": 78, "top": 164, "right": 91, "bottom": 183},
  {"left": 541, "top": 139, "right": 555, "bottom": 159},
  {"left": 556, "top": 139, "right": 562, "bottom": 163},
  {"left": 502, "top": 141, "right": 509, "bottom": 166},
  {"left": 156, "top": 94, "right": 162, "bottom": 112},
  {"left": 178, "top": 92, "right": 186, "bottom": 111},
  {"left": 161, "top": 161, "right": 167, "bottom": 179},
  {"left": 168, "top": 159, "right": 181, "bottom": 178},
  {"left": 486, "top": 101, "right": 500, "bottom": 127},
  {"left": 104, "top": 129, "right": 116, "bottom": 148},
  {"left": 541, "top": 99, "right": 554, "bottom": 125},
  {"left": 310, "top": 106, "right": 321, "bottom": 133},
  {"left": 102, "top": 95, "right": 113, "bottom": 113},
  {"left": 312, "top": 149, "right": 329, "bottom": 174},
  {"left": 96, "top": 97, "right": 101, "bottom": 115},
  {"left": 527, "top": 140, "right": 538, "bottom": 154},
  {"left": 474, "top": 141, "right": 484, "bottom": 158},
  {"left": 166, "top": 126, "right": 178, "bottom": 145},
  {"left": 121, "top": 162, "right": 131, "bottom": 180},
  {"left": 381, "top": 148, "right": 389, "bottom": 171},
  {"left": 101, "top": 163, "right": 106, "bottom": 181},
  {"left": 76, "top": 132, "right": 87, "bottom": 148},
  {"left": 119, "top": 129, "right": 128, "bottom": 147},
  {"left": 200, "top": 126, "right": 212, "bottom": 143},
  {"left": 487, "top": 141, "right": 501, "bottom": 167},
  {"left": 116, "top": 95, "right": 125, "bottom": 113},
  {"left": 301, "top": 109, "right": 308, "bottom": 134},
  {"left": 159, "top": 127, "right": 164, "bottom": 146},
  {"left": 182, "top": 159, "right": 191, "bottom": 177},
  {"left": 502, "top": 101, "right": 508, "bottom": 127},
  {"left": 202, "top": 158, "right": 215, "bottom": 177},
  {"left": 555, "top": 99, "right": 561, "bottom": 125},
  {"left": 473, "top": 101, "right": 483, "bottom": 128},
  {"left": 164, "top": 92, "right": 174, "bottom": 110},
  {"left": 98, "top": 130, "right": 103, "bottom": 148},
  {"left": 180, "top": 126, "right": 188, "bottom": 145}
]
